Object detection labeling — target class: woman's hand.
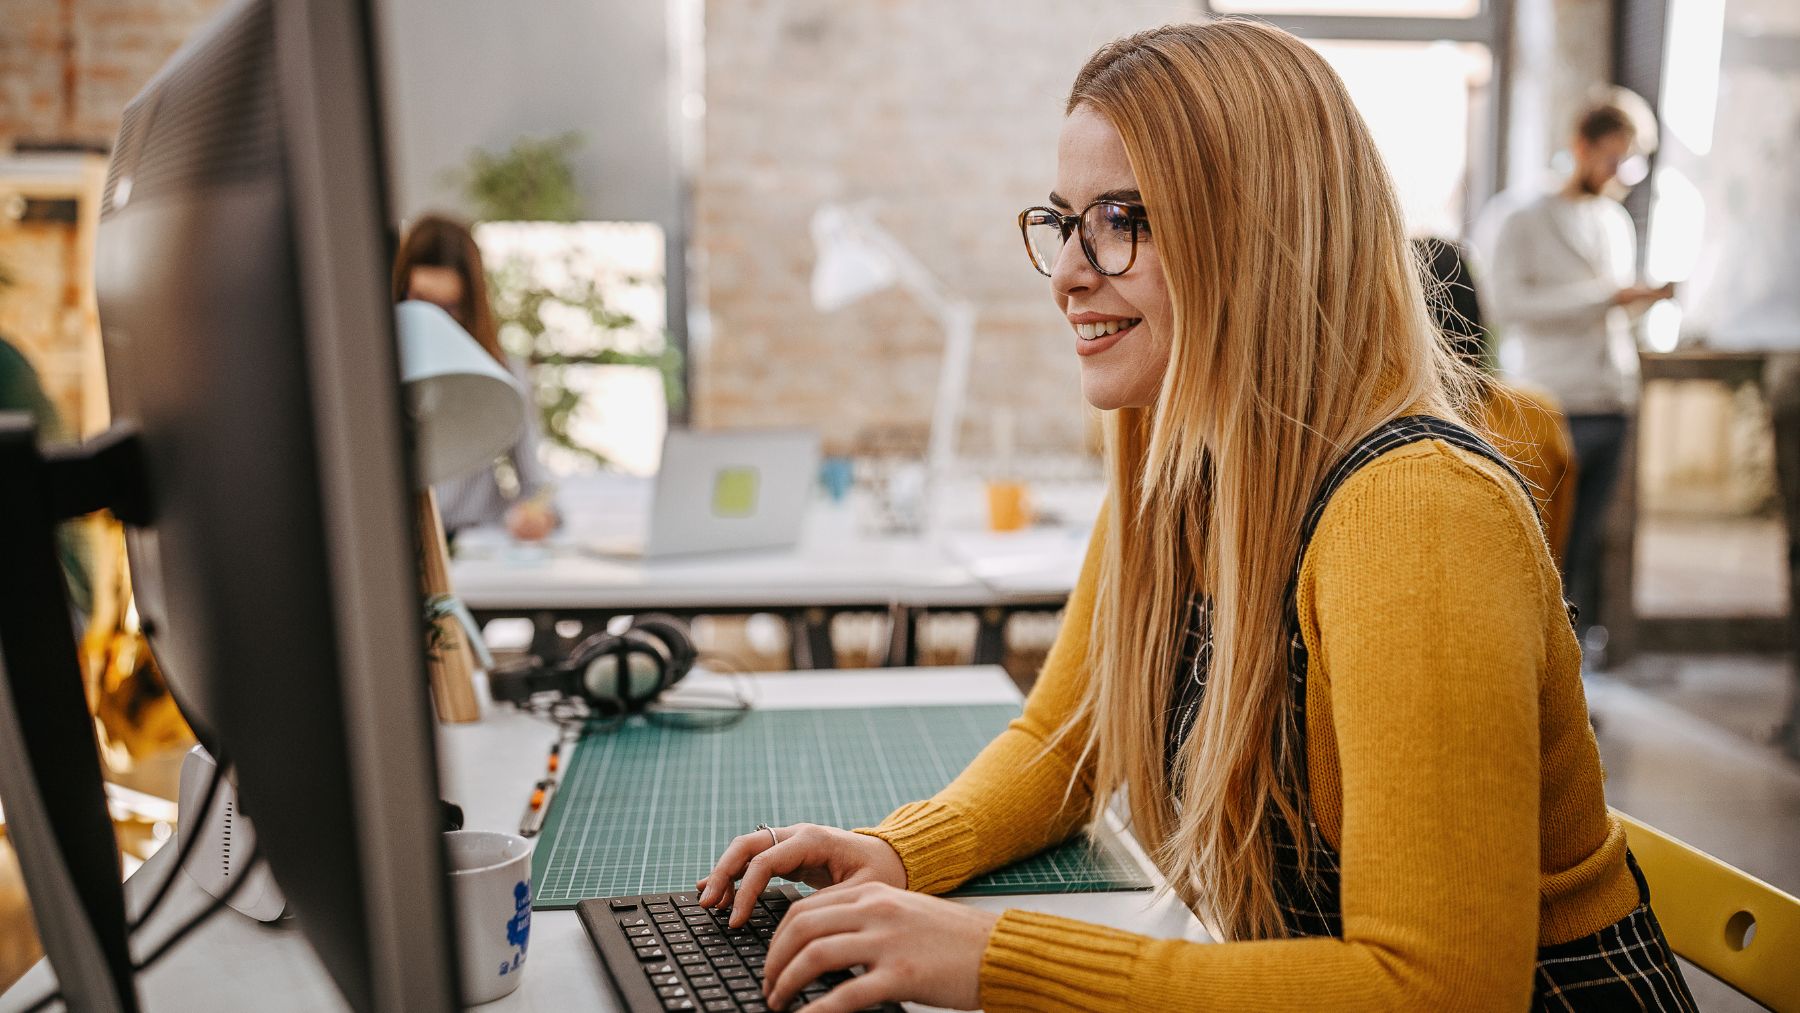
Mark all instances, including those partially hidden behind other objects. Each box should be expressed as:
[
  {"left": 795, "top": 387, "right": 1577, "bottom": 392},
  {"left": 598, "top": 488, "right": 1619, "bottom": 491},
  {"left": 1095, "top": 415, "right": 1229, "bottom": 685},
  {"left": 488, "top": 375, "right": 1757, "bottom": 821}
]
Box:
[
  {"left": 1611, "top": 282, "right": 1676, "bottom": 308},
  {"left": 762, "top": 882, "right": 999, "bottom": 1012},
  {"left": 696, "top": 823, "right": 906, "bottom": 928},
  {"left": 504, "top": 500, "right": 556, "bottom": 541}
]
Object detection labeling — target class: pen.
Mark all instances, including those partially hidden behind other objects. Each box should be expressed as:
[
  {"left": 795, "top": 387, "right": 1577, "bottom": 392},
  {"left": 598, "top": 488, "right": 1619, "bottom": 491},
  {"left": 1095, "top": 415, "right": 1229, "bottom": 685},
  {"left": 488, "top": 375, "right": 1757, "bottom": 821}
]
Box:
[
  {"left": 520, "top": 777, "right": 557, "bottom": 837},
  {"left": 519, "top": 739, "right": 565, "bottom": 837}
]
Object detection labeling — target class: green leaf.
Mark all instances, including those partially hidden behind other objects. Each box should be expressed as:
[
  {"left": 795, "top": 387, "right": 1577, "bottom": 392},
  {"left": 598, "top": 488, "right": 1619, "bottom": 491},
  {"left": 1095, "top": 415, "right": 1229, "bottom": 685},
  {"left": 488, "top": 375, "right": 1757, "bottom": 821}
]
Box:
[{"left": 448, "top": 132, "right": 586, "bottom": 222}]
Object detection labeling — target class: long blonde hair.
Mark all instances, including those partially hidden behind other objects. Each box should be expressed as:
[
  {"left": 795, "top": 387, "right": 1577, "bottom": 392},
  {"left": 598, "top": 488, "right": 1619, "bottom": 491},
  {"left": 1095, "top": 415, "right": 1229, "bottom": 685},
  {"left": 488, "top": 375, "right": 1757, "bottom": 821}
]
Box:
[{"left": 1059, "top": 21, "right": 1470, "bottom": 941}]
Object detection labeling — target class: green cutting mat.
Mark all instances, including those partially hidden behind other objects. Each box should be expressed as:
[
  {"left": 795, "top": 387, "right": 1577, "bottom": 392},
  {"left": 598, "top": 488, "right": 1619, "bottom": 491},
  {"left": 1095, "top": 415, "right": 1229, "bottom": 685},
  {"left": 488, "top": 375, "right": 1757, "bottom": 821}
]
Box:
[{"left": 529, "top": 704, "right": 1151, "bottom": 909}]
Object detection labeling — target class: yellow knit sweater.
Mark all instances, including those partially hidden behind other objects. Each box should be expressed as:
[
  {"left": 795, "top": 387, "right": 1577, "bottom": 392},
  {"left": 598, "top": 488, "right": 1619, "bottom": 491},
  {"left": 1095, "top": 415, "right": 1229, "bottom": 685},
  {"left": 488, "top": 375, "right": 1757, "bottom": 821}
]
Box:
[{"left": 858, "top": 437, "right": 1640, "bottom": 1011}]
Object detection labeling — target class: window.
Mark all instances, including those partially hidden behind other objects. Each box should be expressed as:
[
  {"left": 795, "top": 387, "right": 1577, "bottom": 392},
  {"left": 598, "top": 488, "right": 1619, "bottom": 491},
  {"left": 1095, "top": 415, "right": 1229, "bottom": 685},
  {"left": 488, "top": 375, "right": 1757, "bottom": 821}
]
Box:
[
  {"left": 1308, "top": 40, "right": 1493, "bottom": 236},
  {"left": 474, "top": 221, "right": 672, "bottom": 476},
  {"left": 1197, "top": 0, "right": 1505, "bottom": 238},
  {"left": 1212, "top": 0, "right": 1480, "bottom": 17}
]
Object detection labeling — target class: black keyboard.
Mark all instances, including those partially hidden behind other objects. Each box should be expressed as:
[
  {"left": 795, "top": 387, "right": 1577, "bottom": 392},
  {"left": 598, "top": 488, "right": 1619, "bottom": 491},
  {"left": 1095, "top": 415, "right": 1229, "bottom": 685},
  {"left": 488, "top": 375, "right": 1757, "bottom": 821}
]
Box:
[{"left": 577, "top": 885, "right": 903, "bottom": 1012}]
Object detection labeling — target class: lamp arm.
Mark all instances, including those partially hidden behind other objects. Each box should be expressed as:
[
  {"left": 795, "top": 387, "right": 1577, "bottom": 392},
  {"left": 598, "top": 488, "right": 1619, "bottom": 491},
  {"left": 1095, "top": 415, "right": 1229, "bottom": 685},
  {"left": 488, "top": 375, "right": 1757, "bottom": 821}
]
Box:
[
  {"left": 838, "top": 207, "right": 979, "bottom": 529},
  {"left": 927, "top": 302, "right": 977, "bottom": 485}
]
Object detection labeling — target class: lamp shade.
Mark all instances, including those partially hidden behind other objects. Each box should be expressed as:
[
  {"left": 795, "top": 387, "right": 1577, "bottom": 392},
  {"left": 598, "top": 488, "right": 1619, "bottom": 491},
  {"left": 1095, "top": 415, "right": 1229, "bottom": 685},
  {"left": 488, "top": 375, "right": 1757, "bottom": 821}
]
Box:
[
  {"left": 395, "top": 299, "right": 528, "bottom": 488},
  {"left": 810, "top": 204, "right": 898, "bottom": 313}
]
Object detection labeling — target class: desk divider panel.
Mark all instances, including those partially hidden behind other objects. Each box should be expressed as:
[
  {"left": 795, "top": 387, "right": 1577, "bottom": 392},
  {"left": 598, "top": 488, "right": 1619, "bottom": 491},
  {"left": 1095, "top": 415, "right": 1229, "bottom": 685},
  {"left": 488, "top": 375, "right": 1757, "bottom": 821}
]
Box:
[{"left": 529, "top": 704, "right": 1151, "bottom": 908}]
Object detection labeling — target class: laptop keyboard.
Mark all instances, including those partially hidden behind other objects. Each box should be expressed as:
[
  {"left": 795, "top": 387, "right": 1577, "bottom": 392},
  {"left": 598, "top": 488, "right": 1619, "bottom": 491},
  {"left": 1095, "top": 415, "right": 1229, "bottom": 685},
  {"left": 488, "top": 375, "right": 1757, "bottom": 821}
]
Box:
[{"left": 580, "top": 885, "right": 902, "bottom": 1012}]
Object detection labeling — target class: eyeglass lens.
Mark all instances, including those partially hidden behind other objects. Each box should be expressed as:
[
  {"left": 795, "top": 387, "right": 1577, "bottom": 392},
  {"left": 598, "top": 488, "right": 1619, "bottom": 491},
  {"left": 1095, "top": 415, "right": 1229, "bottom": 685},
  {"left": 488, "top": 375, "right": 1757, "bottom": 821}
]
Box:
[{"left": 1021, "top": 202, "right": 1138, "bottom": 277}]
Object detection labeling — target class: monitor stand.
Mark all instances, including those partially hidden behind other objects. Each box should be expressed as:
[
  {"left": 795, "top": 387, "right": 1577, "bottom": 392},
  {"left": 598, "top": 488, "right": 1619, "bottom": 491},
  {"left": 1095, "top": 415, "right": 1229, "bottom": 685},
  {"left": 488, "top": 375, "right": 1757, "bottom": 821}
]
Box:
[{"left": 0, "top": 413, "right": 149, "bottom": 1013}]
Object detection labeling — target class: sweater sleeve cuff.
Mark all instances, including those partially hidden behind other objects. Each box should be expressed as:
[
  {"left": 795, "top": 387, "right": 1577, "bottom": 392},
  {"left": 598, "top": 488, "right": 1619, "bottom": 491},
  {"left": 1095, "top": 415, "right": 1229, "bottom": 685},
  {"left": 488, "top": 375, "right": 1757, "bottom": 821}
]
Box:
[
  {"left": 853, "top": 800, "right": 980, "bottom": 895},
  {"left": 979, "top": 909, "right": 1144, "bottom": 1013}
]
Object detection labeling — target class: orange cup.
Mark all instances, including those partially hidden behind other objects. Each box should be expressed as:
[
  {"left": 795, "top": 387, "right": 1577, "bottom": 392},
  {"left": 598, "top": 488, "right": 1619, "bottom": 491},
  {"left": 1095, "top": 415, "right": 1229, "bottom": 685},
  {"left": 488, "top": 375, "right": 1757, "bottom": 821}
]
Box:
[{"left": 986, "top": 481, "right": 1031, "bottom": 532}]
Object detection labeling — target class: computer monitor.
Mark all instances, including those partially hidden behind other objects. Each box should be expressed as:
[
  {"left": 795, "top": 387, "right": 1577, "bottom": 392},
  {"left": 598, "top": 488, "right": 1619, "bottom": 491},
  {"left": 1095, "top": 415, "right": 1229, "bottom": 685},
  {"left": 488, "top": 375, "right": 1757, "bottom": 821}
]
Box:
[{"left": 0, "top": 0, "right": 459, "bottom": 1009}]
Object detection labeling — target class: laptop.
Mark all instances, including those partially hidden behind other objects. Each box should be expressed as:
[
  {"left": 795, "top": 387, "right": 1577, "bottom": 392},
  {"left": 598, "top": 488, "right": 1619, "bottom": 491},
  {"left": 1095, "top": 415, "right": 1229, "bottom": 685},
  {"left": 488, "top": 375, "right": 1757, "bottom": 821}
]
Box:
[{"left": 589, "top": 428, "right": 822, "bottom": 558}]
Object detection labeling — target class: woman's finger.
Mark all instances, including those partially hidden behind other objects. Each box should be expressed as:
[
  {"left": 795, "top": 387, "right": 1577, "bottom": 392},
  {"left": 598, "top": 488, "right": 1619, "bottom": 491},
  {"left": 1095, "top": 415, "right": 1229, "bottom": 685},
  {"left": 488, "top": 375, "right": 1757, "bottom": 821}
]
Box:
[
  {"left": 699, "top": 828, "right": 782, "bottom": 906},
  {"left": 788, "top": 971, "right": 895, "bottom": 1013},
  {"left": 729, "top": 835, "right": 813, "bottom": 926},
  {"left": 780, "top": 878, "right": 874, "bottom": 920},
  {"left": 764, "top": 932, "right": 873, "bottom": 1011},
  {"left": 763, "top": 902, "right": 869, "bottom": 989}
]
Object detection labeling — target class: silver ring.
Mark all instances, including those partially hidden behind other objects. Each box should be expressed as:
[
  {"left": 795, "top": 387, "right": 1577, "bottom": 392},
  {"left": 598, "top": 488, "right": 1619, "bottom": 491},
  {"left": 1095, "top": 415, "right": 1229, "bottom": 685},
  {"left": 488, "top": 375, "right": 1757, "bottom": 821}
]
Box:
[{"left": 755, "top": 823, "right": 778, "bottom": 848}]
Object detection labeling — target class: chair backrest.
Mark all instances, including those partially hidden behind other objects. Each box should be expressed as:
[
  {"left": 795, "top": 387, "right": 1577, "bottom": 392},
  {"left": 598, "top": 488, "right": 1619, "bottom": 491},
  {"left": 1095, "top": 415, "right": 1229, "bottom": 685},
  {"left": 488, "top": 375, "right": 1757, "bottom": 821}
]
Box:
[{"left": 1615, "top": 809, "right": 1800, "bottom": 1012}]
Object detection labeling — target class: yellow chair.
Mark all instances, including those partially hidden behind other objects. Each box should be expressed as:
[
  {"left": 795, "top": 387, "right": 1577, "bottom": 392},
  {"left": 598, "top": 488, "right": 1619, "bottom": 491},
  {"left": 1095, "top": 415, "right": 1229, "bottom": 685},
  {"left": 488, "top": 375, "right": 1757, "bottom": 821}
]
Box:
[{"left": 1615, "top": 809, "right": 1800, "bottom": 1011}]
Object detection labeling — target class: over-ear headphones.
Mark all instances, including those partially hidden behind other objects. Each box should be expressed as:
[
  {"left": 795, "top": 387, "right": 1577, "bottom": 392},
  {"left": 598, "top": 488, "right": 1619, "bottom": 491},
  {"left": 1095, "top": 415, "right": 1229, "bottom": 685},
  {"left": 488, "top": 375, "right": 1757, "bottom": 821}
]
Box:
[{"left": 489, "top": 614, "right": 698, "bottom": 716}]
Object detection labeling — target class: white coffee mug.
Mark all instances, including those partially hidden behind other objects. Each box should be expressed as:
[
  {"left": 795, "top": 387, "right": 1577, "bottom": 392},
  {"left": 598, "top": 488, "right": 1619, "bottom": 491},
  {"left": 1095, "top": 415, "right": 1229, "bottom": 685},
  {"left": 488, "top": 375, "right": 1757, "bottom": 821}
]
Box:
[{"left": 445, "top": 830, "right": 535, "bottom": 1005}]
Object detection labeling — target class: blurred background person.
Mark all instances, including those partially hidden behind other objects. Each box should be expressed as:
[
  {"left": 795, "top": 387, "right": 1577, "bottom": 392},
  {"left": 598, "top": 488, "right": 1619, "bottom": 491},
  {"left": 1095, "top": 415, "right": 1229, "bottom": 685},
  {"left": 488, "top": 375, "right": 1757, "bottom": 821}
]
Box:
[
  {"left": 392, "top": 213, "right": 559, "bottom": 542},
  {"left": 1478, "top": 90, "right": 1674, "bottom": 652},
  {"left": 1415, "top": 236, "right": 1576, "bottom": 567}
]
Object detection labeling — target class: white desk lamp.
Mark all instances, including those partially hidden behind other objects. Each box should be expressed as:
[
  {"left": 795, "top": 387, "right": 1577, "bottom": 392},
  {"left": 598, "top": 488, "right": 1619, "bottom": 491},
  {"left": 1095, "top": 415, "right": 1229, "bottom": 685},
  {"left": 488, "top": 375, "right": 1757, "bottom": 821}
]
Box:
[
  {"left": 395, "top": 299, "right": 528, "bottom": 722},
  {"left": 810, "top": 203, "right": 976, "bottom": 529}
]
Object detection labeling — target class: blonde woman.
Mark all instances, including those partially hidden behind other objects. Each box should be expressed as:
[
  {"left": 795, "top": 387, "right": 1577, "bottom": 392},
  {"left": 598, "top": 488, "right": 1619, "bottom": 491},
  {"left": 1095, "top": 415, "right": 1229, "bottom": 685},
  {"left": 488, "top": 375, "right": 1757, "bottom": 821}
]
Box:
[{"left": 699, "top": 22, "right": 1694, "bottom": 1012}]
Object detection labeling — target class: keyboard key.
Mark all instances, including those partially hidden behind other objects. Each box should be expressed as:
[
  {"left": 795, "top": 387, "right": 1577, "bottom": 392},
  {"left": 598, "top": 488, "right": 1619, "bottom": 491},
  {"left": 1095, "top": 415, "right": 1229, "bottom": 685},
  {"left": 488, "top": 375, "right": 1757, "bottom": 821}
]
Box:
[
  {"left": 636, "top": 948, "right": 667, "bottom": 962},
  {"left": 664, "top": 931, "right": 695, "bottom": 945},
  {"left": 740, "top": 1004, "right": 768, "bottom": 1013},
  {"left": 703, "top": 1002, "right": 734, "bottom": 1013},
  {"left": 658, "top": 985, "right": 691, "bottom": 999},
  {"left": 703, "top": 945, "right": 735, "bottom": 959},
  {"left": 662, "top": 1000, "right": 696, "bottom": 1012},
  {"left": 719, "top": 967, "right": 751, "bottom": 982},
  {"left": 686, "top": 974, "right": 720, "bottom": 988},
  {"left": 610, "top": 898, "right": 640, "bottom": 911},
  {"left": 677, "top": 953, "right": 709, "bottom": 968},
  {"left": 647, "top": 903, "right": 675, "bottom": 914},
  {"left": 744, "top": 955, "right": 766, "bottom": 969},
  {"left": 643, "top": 962, "right": 676, "bottom": 976},
  {"left": 732, "top": 989, "right": 762, "bottom": 1004},
  {"left": 626, "top": 926, "right": 656, "bottom": 939},
  {"left": 695, "top": 986, "right": 730, "bottom": 1001},
  {"left": 619, "top": 917, "right": 650, "bottom": 928}
]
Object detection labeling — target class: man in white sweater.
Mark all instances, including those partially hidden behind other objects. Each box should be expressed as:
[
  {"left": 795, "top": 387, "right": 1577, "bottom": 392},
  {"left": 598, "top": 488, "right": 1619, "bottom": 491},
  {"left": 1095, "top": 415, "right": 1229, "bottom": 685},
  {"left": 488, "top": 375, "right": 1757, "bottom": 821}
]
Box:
[{"left": 1478, "top": 93, "right": 1673, "bottom": 655}]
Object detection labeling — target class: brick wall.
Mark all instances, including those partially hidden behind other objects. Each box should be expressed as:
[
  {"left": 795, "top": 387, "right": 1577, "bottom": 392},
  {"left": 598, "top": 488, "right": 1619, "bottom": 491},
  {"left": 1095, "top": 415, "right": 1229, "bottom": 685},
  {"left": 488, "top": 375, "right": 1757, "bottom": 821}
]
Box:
[
  {"left": 0, "top": 0, "right": 230, "bottom": 434},
  {"left": 693, "top": 0, "right": 1190, "bottom": 455},
  {"left": 693, "top": 1, "right": 1625, "bottom": 457},
  {"left": 0, "top": 0, "right": 229, "bottom": 149}
]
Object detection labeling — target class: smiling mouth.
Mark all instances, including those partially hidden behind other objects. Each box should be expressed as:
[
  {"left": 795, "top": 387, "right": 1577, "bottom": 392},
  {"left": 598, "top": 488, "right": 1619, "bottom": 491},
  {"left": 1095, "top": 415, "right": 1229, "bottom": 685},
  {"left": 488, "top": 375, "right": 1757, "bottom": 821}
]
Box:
[{"left": 1075, "top": 317, "right": 1141, "bottom": 340}]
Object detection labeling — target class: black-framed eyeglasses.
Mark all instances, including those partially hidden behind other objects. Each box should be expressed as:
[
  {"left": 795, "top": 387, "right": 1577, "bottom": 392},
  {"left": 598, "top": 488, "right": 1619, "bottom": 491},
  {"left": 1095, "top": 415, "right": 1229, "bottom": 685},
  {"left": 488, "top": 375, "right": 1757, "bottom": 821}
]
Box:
[{"left": 1018, "top": 201, "right": 1150, "bottom": 277}]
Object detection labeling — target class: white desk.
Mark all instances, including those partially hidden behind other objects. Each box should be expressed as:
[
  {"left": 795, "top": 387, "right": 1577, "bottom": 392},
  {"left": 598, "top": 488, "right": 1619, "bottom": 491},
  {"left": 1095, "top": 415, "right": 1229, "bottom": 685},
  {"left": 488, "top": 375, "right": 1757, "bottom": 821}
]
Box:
[
  {"left": 2, "top": 666, "right": 1204, "bottom": 1012},
  {"left": 451, "top": 473, "right": 997, "bottom": 613},
  {"left": 450, "top": 472, "right": 1099, "bottom": 667}
]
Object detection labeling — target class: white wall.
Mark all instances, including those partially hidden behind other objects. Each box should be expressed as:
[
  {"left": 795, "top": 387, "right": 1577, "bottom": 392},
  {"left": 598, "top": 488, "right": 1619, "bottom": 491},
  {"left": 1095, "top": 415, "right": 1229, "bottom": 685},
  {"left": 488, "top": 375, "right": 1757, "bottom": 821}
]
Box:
[{"left": 374, "top": 0, "right": 677, "bottom": 226}]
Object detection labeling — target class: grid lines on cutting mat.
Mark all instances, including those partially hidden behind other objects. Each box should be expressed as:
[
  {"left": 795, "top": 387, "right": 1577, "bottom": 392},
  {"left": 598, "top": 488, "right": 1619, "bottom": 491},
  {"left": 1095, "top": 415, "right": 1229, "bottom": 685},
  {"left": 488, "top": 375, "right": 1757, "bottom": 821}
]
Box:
[{"left": 529, "top": 704, "right": 1149, "bottom": 908}]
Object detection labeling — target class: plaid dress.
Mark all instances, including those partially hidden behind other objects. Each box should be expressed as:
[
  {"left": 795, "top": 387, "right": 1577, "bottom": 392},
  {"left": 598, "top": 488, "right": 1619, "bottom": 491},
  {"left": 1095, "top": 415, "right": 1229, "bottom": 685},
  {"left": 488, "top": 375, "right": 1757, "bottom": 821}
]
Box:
[{"left": 1165, "top": 415, "right": 1697, "bottom": 1010}]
